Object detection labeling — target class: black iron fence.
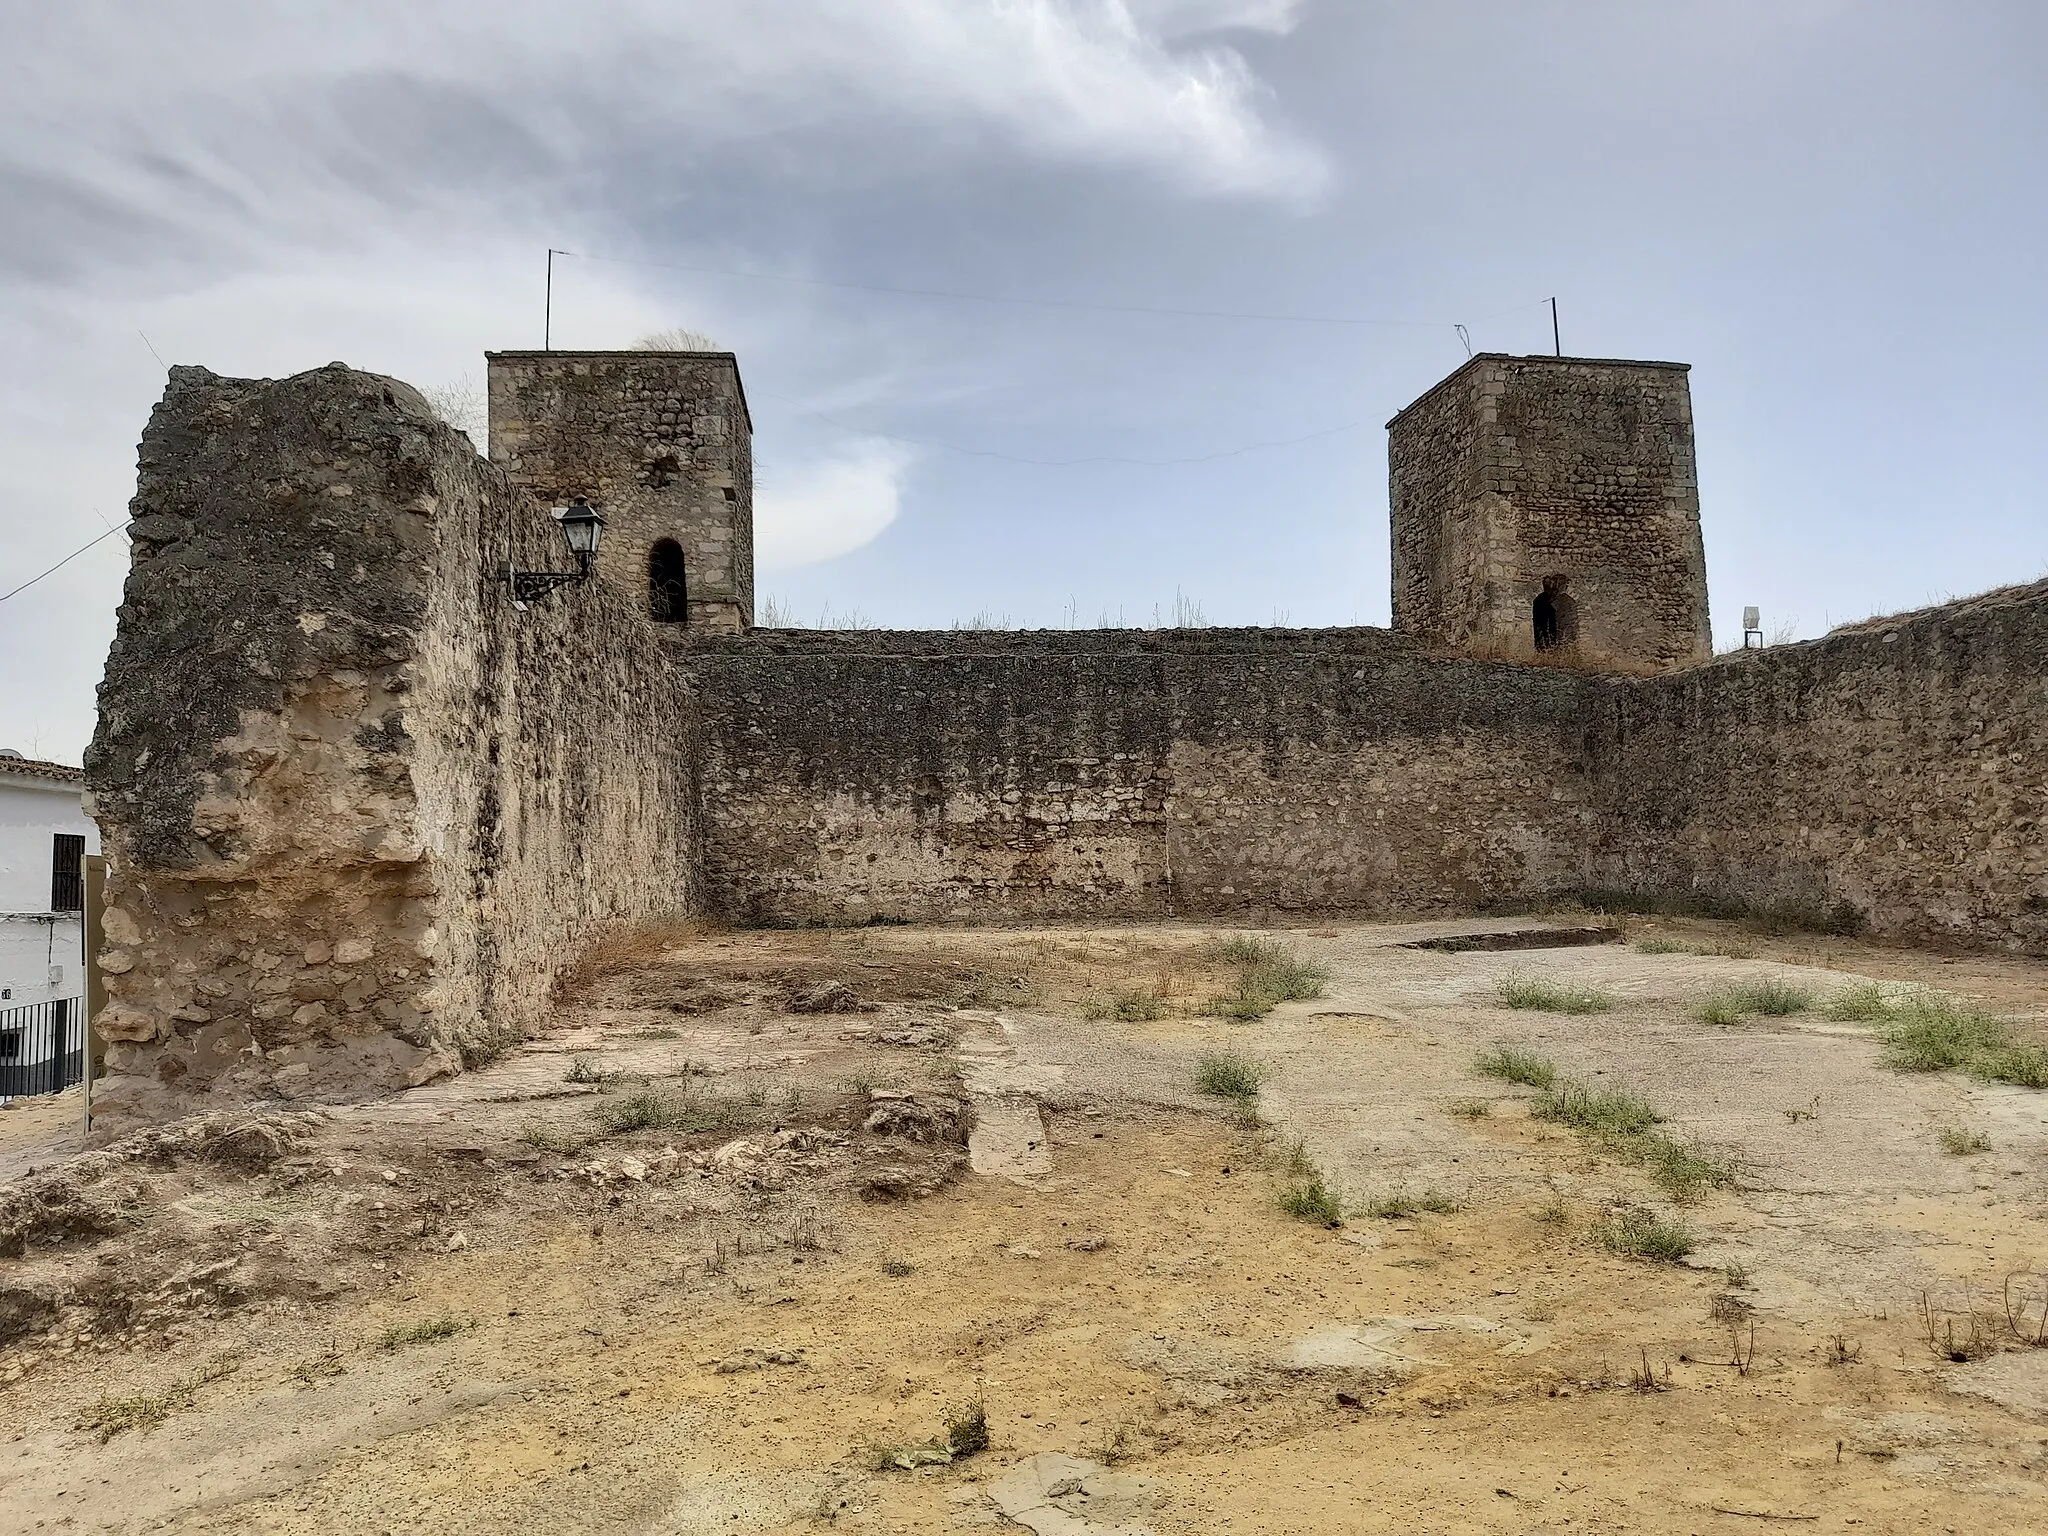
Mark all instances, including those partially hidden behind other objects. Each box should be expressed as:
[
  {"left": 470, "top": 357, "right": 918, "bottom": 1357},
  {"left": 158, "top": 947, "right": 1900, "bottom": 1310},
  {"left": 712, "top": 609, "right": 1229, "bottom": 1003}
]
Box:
[{"left": 0, "top": 998, "right": 84, "bottom": 1097}]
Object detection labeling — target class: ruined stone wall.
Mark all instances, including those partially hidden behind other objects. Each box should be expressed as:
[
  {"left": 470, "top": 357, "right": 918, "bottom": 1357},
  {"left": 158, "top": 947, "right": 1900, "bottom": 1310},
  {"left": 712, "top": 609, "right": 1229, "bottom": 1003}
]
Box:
[
  {"left": 1390, "top": 355, "right": 1710, "bottom": 674},
  {"left": 1588, "top": 580, "right": 2048, "bottom": 952},
  {"left": 85, "top": 364, "right": 695, "bottom": 1132},
  {"left": 686, "top": 629, "right": 1600, "bottom": 924},
  {"left": 487, "top": 351, "right": 753, "bottom": 632}
]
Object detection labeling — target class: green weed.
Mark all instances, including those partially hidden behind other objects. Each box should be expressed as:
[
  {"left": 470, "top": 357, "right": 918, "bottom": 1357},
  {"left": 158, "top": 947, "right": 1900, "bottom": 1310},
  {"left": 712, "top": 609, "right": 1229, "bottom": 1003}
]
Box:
[
  {"left": 1824, "top": 982, "right": 1893, "bottom": 1022},
  {"left": 1880, "top": 996, "right": 2010, "bottom": 1073},
  {"left": 521, "top": 1120, "right": 596, "bottom": 1156},
  {"left": 77, "top": 1354, "right": 240, "bottom": 1443},
  {"left": 1533, "top": 1076, "right": 1736, "bottom": 1202},
  {"left": 1496, "top": 976, "right": 1614, "bottom": 1014},
  {"left": 1084, "top": 989, "right": 1168, "bottom": 1022},
  {"left": 1937, "top": 1126, "right": 1991, "bottom": 1156},
  {"left": 592, "top": 1088, "right": 729, "bottom": 1135},
  {"left": 1473, "top": 1043, "right": 1558, "bottom": 1089},
  {"left": 1533, "top": 1079, "right": 1660, "bottom": 1137},
  {"left": 1361, "top": 1188, "right": 1464, "bottom": 1219},
  {"left": 1280, "top": 1176, "right": 1345, "bottom": 1226},
  {"left": 1697, "top": 978, "right": 1813, "bottom": 1024},
  {"left": 1193, "top": 1051, "right": 1267, "bottom": 1103},
  {"left": 1596, "top": 1206, "right": 1695, "bottom": 1263},
  {"left": 379, "top": 1315, "right": 470, "bottom": 1350},
  {"left": 1446, "top": 1096, "right": 1493, "bottom": 1119},
  {"left": 1205, "top": 936, "right": 1328, "bottom": 1020}
]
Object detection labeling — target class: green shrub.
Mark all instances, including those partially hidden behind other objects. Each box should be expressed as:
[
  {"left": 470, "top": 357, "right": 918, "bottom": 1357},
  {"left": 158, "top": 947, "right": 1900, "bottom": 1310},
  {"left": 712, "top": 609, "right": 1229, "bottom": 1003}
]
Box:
[
  {"left": 1825, "top": 982, "right": 1893, "bottom": 1022},
  {"left": 1361, "top": 1188, "right": 1464, "bottom": 1219},
  {"left": 1205, "top": 937, "right": 1329, "bottom": 1020},
  {"left": 1533, "top": 1079, "right": 1660, "bottom": 1137},
  {"left": 1696, "top": 994, "right": 1747, "bottom": 1027},
  {"left": 1631, "top": 937, "right": 1687, "bottom": 955},
  {"left": 379, "top": 1315, "right": 470, "bottom": 1350},
  {"left": 1473, "top": 1042, "right": 1557, "bottom": 1089},
  {"left": 1496, "top": 976, "right": 1614, "bottom": 1014},
  {"left": 1971, "top": 1043, "right": 2048, "bottom": 1089},
  {"left": 1880, "top": 997, "right": 2009, "bottom": 1073},
  {"left": 1193, "top": 1051, "right": 1266, "bottom": 1102},
  {"left": 1937, "top": 1126, "right": 1991, "bottom": 1156},
  {"left": 1596, "top": 1206, "right": 1694, "bottom": 1262},
  {"left": 1280, "top": 1176, "right": 1344, "bottom": 1226},
  {"left": 1084, "top": 989, "right": 1168, "bottom": 1022},
  {"left": 593, "top": 1088, "right": 728, "bottom": 1135},
  {"left": 1699, "top": 978, "right": 1813, "bottom": 1024}
]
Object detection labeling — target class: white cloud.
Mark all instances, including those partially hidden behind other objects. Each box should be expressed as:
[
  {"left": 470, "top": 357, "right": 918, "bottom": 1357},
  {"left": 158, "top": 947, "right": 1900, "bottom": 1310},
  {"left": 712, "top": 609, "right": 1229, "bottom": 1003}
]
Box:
[{"left": 755, "top": 440, "right": 918, "bottom": 571}]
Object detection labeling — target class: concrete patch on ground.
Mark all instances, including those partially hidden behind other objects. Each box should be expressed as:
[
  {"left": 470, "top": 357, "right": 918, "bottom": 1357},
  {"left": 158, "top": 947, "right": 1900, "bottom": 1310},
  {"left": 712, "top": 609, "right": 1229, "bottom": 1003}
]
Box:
[
  {"left": 969, "top": 1098, "right": 1054, "bottom": 1182},
  {"left": 1944, "top": 1352, "right": 2048, "bottom": 1421},
  {"left": 983, "top": 1451, "right": 1160, "bottom": 1535},
  {"left": 1279, "top": 1313, "right": 1507, "bottom": 1375}
]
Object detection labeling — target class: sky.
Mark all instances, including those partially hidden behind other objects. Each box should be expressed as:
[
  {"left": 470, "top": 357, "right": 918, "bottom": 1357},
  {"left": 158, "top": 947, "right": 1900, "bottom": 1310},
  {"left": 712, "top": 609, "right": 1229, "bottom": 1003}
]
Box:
[{"left": 3, "top": 1, "right": 2044, "bottom": 764}]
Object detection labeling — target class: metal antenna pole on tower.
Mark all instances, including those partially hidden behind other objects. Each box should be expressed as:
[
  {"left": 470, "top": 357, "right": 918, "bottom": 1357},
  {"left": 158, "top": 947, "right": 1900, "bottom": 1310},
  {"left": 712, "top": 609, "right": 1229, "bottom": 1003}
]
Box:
[{"left": 1551, "top": 297, "right": 1561, "bottom": 356}]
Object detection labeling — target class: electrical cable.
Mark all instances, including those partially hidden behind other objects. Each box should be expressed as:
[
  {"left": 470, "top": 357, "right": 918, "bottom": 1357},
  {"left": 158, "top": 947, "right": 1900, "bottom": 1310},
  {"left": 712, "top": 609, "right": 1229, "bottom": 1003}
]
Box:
[{"left": 0, "top": 522, "right": 131, "bottom": 606}]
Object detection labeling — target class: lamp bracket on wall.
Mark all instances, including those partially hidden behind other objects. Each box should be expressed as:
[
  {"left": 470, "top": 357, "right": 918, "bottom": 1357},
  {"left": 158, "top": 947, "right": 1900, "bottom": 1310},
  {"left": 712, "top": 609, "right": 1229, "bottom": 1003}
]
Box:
[{"left": 499, "top": 497, "right": 605, "bottom": 611}]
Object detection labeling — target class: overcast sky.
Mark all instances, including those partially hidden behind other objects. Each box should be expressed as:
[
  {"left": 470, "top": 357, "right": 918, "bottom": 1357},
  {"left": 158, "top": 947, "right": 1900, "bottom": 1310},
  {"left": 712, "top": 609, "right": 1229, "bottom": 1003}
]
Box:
[{"left": 4, "top": 1, "right": 2044, "bottom": 763}]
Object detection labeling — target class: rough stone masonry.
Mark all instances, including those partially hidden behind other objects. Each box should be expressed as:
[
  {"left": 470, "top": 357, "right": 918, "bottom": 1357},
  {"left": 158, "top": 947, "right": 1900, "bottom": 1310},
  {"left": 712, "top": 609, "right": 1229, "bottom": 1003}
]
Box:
[{"left": 80, "top": 349, "right": 2048, "bottom": 1130}]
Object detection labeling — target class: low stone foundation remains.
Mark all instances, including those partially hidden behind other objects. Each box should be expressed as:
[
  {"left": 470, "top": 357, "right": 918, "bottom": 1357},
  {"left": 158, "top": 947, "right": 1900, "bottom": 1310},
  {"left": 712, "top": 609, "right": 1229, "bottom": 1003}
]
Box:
[{"left": 79, "top": 355, "right": 2048, "bottom": 1130}]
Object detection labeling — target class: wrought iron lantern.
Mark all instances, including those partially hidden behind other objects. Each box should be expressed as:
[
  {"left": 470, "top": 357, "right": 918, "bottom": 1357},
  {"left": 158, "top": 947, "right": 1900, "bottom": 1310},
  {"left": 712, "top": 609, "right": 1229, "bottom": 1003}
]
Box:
[{"left": 503, "top": 496, "right": 605, "bottom": 607}]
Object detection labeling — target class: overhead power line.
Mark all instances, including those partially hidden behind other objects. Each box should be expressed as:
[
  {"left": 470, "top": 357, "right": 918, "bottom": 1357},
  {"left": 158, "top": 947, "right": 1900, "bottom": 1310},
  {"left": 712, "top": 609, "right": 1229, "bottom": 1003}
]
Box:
[{"left": 0, "top": 522, "right": 130, "bottom": 606}]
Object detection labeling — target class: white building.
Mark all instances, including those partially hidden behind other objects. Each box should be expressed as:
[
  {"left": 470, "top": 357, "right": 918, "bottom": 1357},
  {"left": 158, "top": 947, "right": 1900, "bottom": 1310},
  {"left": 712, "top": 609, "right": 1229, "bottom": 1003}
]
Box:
[{"left": 0, "top": 752, "right": 98, "bottom": 1095}]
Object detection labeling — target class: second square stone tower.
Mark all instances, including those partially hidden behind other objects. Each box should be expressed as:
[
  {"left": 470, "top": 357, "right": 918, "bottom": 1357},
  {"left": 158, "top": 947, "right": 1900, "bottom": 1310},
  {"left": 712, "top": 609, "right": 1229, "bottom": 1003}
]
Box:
[
  {"left": 1387, "top": 353, "right": 1710, "bottom": 673},
  {"left": 487, "top": 349, "right": 753, "bottom": 632}
]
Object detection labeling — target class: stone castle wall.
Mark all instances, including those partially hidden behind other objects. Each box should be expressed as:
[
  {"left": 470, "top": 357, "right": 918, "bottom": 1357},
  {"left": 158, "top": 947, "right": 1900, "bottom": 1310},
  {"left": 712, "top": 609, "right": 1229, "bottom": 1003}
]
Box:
[
  {"left": 1588, "top": 580, "right": 2048, "bottom": 951},
  {"left": 80, "top": 363, "right": 2048, "bottom": 1128},
  {"left": 1390, "top": 356, "right": 1710, "bottom": 673},
  {"left": 687, "top": 628, "right": 1600, "bottom": 924},
  {"left": 85, "top": 364, "right": 696, "bottom": 1133}
]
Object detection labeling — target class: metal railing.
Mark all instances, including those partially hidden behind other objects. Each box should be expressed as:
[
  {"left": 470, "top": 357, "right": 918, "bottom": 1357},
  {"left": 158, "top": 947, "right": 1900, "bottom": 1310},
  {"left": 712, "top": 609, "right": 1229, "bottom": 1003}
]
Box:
[{"left": 0, "top": 998, "right": 84, "bottom": 1098}]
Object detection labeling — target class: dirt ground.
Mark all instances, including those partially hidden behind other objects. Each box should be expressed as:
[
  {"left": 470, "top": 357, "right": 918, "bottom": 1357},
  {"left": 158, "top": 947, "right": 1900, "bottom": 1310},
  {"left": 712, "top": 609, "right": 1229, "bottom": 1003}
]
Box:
[{"left": 3, "top": 913, "right": 2047, "bottom": 1534}]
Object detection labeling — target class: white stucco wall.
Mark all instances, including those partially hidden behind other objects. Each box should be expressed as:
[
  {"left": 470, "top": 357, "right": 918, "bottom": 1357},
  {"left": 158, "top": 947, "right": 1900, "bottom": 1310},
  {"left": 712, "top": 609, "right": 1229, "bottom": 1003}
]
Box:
[{"left": 0, "top": 766, "right": 97, "bottom": 1008}]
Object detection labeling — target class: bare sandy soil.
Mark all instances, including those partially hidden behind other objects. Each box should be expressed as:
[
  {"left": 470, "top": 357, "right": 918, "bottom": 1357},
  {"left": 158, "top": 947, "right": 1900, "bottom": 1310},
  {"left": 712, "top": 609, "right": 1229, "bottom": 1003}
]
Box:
[{"left": 3, "top": 914, "right": 2047, "bottom": 1534}]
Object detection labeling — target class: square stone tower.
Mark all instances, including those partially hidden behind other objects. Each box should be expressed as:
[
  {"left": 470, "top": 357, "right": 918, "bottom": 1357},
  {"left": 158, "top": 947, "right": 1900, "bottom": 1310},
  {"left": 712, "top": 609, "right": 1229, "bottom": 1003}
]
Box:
[
  {"left": 1387, "top": 353, "right": 1710, "bottom": 673},
  {"left": 486, "top": 350, "right": 753, "bottom": 632}
]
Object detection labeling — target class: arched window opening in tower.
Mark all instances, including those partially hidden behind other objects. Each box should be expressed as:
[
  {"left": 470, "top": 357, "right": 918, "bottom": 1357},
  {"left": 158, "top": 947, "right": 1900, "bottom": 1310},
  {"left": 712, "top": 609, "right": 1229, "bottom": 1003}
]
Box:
[
  {"left": 1533, "top": 576, "right": 1577, "bottom": 652},
  {"left": 649, "top": 539, "right": 688, "bottom": 623}
]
